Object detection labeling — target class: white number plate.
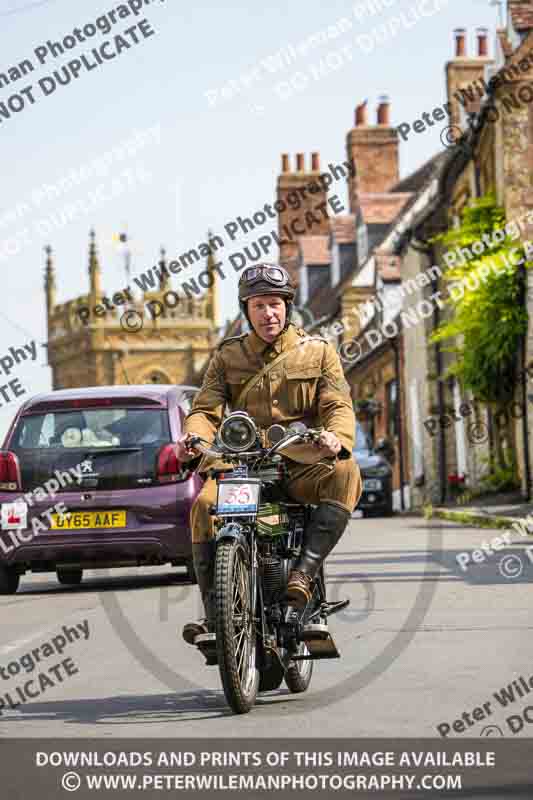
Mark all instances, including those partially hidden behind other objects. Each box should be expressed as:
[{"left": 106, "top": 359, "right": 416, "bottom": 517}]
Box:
[
  {"left": 363, "top": 479, "right": 382, "bottom": 491},
  {"left": 216, "top": 482, "right": 260, "bottom": 515}
]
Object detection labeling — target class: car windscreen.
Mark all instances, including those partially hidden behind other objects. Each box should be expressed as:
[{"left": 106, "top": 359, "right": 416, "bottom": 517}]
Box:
[{"left": 9, "top": 407, "right": 170, "bottom": 491}]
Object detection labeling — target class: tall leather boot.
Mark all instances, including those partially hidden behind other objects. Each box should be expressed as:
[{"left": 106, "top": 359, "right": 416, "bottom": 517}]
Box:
[
  {"left": 286, "top": 502, "right": 350, "bottom": 609},
  {"left": 182, "top": 540, "right": 216, "bottom": 645}
]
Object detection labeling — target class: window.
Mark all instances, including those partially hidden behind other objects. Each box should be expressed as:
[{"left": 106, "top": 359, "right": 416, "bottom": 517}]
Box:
[
  {"left": 386, "top": 380, "right": 398, "bottom": 439},
  {"left": 357, "top": 224, "right": 368, "bottom": 265},
  {"left": 144, "top": 370, "right": 170, "bottom": 384},
  {"left": 12, "top": 408, "right": 169, "bottom": 450},
  {"left": 10, "top": 408, "right": 172, "bottom": 491},
  {"left": 307, "top": 265, "right": 330, "bottom": 295},
  {"left": 340, "top": 243, "right": 356, "bottom": 280}
]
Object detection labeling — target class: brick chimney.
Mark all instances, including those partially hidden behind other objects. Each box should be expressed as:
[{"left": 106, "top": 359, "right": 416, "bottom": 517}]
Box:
[
  {"left": 346, "top": 96, "right": 399, "bottom": 211},
  {"left": 445, "top": 28, "right": 494, "bottom": 128},
  {"left": 276, "top": 152, "right": 329, "bottom": 281}
]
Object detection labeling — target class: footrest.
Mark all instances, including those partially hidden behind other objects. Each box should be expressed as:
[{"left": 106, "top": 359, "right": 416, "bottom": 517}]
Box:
[
  {"left": 306, "top": 599, "right": 350, "bottom": 624},
  {"left": 194, "top": 633, "right": 218, "bottom": 666},
  {"left": 323, "top": 599, "right": 350, "bottom": 617}
]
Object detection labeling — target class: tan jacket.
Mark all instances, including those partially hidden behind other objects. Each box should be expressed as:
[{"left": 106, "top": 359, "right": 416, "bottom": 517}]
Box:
[{"left": 183, "top": 323, "right": 356, "bottom": 474}]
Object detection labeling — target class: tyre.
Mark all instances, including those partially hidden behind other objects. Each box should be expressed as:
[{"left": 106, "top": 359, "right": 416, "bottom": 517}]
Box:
[
  {"left": 56, "top": 568, "right": 83, "bottom": 586},
  {"left": 258, "top": 660, "right": 285, "bottom": 692},
  {"left": 284, "top": 565, "right": 322, "bottom": 694},
  {"left": 0, "top": 565, "right": 19, "bottom": 595},
  {"left": 285, "top": 643, "right": 313, "bottom": 693},
  {"left": 185, "top": 559, "right": 197, "bottom": 585},
  {"left": 215, "top": 539, "right": 259, "bottom": 714}
]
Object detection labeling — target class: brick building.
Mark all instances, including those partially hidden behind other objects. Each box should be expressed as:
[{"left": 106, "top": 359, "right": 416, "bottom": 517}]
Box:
[{"left": 377, "top": 11, "right": 533, "bottom": 507}]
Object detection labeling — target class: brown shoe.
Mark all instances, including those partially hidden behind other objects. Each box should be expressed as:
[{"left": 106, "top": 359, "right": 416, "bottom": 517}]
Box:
[
  {"left": 286, "top": 570, "right": 313, "bottom": 609},
  {"left": 182, "top": 619, "right": 208, "bottom": 645}
]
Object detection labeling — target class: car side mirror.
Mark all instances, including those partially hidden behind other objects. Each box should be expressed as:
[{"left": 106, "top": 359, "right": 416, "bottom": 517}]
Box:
[{"left": 375, "top": 437, "right": 395, "bottom": 464}]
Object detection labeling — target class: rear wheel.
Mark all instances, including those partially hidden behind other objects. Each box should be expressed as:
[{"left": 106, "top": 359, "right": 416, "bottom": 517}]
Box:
[
  {"left": 0, "top": 565, "right": 19, "bottom": 595},
  {"left": 215, "top": 539, "right": 259, "bottom": 714},
  {"left": 56, "top": 568, "right": 83, "bottom": 586},
  {"left": 284, "top": 565, "right": 323, "bottom": 694},
  {"left": 285, "top": 643, "right": 313, "bottom": 693}
]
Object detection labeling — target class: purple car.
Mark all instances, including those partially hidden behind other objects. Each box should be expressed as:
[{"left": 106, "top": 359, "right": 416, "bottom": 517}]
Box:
[{"left": 0, "top": 385, "right": 202, "bottom": 594}]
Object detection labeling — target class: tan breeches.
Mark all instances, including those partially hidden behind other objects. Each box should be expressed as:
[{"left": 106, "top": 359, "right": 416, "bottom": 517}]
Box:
[{"left": 190, "top": 457, "right": 362, "bottom": 543}]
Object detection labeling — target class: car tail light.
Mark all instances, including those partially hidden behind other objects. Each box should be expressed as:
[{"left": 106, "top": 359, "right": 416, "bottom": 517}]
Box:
[
  {"left": 156, "top": 444, "right": 188, "bottom": 484},
  {"left": 0, "top": 451, "right": 21, "bottom": 491}
]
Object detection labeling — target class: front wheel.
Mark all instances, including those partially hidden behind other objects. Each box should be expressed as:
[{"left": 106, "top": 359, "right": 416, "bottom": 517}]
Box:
[{"left": 215, "top": 539, "right": 259, "bottom": 714}]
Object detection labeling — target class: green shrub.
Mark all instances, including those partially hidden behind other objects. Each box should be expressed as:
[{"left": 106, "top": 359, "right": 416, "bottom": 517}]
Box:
[{"left": 480, "top": 457, "right": 520, "bottom": 493}]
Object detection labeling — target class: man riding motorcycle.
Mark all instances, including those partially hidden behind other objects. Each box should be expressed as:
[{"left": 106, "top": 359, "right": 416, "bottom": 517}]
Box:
[{"left": 175, "top": 263, "right": 362, "bottom": 648}]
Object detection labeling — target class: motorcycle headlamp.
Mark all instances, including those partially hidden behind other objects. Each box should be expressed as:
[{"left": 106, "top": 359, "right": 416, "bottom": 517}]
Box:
[{"left": 218, "top": 412, "right": 258, "bottom": 452}]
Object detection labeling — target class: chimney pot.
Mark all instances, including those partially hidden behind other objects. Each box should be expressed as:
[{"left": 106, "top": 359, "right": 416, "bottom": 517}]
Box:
[
  {"left": 377, "top": 95, "right": 390, "bottom": 126},
  {"left": 281, "top": 153, "right": 290, "bottom": 172},
  {"left": 296, "top": 152, "right": 305, "bottom": 171},
  {"left": 477, "top": 26, "right": 488, "bottom": 57},
  {"left": 311, "top": 152, "right": 320, "bottom": 171},
  {"left": 355, "top": 101, "right": 368, "bottom": 126},
  {"left": 454, "top": 28, "right": 467, "bottom": 58}
]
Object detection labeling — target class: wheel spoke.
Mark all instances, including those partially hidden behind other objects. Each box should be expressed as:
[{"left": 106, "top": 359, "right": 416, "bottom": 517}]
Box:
[
  {"left": 233, "top": 550, "right": 252, "bottom": 684},
  {"left": 218, "top": 542, "right": 257, "bottom": 709},
  {"left": 237, "top": 632, "right": 248, "bottom": 677},
  {"left": 234, "top": 627, "right": 245, "bottom": 646}
]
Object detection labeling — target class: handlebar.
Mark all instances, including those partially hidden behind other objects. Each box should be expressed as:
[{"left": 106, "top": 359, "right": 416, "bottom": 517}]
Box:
[{"left": 186, "top": 427, "right": 324, "bottom": 461}]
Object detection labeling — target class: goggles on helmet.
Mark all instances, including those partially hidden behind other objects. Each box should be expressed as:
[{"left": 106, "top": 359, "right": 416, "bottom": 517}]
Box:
[{"left": 239, "top": 266, "right": 288, "bottom": 287}]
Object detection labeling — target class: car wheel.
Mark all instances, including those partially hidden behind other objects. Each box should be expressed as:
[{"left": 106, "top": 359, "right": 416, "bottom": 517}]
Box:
[
  {"left": 0, "top": 565, "right": 20, "bottom": 595},
  {"left": 185, "top": 559, "right": 197, "bottom": 585},
  {"left": 57, "top": 568, "right": 83, "bottom": 586}
]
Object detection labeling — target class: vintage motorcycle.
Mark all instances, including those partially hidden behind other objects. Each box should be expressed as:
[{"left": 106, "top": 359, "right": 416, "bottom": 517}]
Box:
[{"left": 188, "top": 410, "right": 349, "bottom": 714}]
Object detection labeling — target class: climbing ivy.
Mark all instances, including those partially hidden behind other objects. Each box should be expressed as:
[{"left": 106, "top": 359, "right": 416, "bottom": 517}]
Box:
[{"left": 430, "top": 193, "right": 530, "bottom": 406}]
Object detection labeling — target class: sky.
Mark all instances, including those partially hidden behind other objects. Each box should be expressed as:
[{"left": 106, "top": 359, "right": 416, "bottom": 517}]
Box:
[{"left": 0, "top": 0, "right": 502, "bottom": 439}]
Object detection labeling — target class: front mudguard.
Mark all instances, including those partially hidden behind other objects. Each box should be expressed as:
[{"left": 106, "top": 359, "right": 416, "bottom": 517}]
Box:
[{"left": 215, "top": 521, "right": 248, "bottom": 549}]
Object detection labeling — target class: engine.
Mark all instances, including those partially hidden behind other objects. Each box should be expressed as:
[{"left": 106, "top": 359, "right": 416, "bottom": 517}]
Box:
[{"left": 261, "top": 555, "right": 284, "bottom": 597}]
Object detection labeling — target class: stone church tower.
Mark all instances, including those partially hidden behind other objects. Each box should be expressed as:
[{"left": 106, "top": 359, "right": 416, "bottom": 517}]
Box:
[{"left": 45, "top": 231, "right": 221, "bottom": 388}]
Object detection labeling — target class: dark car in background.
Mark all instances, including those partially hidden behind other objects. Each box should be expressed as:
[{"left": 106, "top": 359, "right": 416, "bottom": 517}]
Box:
[
  {"left": 0, "top": 385, "right": 202, "bottom": 594},
  {"left": 352, "top": 426, "right": 394, "bottom": 516}
]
